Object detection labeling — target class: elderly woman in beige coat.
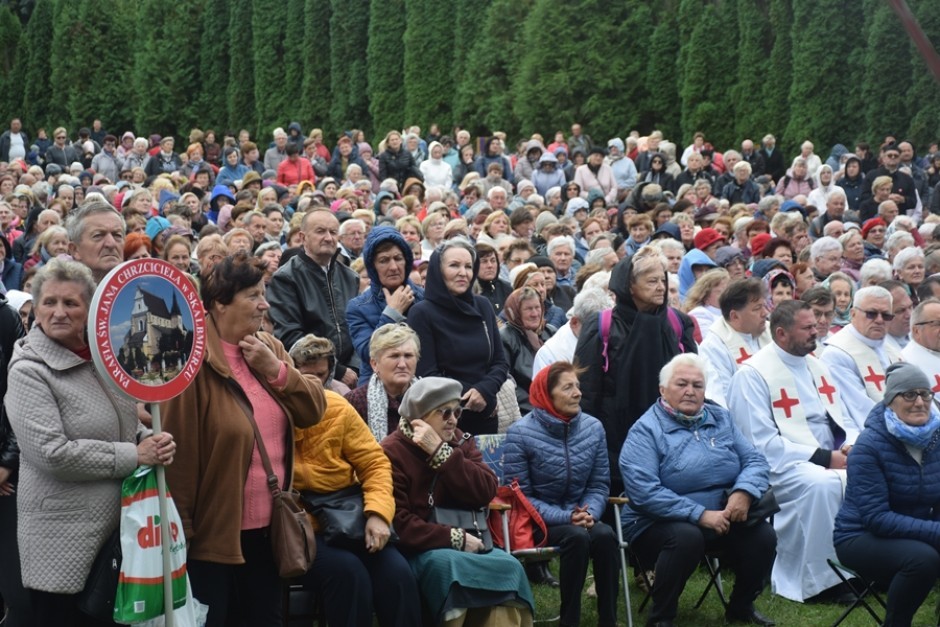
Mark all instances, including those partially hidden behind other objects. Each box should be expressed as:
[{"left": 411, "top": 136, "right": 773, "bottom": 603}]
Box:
[{"left": 6, "top": 259, "right": 175, "bottom": 626}]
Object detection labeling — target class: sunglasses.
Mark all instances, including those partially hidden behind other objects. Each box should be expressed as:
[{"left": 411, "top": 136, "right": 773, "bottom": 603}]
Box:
[
  {"left": 899, "top": 390, "right": 932, "bottom": 402},
  {"left": 857, "top": 309, "right": 895, "bottom": 321},
  {"left": 434, "top": 406, "right": 463, "bottom": 420}
]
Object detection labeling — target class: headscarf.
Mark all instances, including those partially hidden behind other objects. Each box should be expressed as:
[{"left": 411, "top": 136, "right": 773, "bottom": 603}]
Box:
[
  {"left": 822, "top": 273, "right": 855, "bottom": 328},
  {"left": 503, "top": 287, "right": 545, "bottom": 352},
  {"left": 762, "top": 268, "right": 796, "bottom": 312},
  {"left": 529, "top": 364, "right": 572, "bottom": 422}
]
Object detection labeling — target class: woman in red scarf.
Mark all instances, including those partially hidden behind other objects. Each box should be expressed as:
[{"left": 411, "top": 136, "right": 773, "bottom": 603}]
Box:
[
  {"left": 499, "top": 287, "right": 556, "bottom": 414},
  {"left": 502, "top": 362, "right": 619, "bottom": 627}
]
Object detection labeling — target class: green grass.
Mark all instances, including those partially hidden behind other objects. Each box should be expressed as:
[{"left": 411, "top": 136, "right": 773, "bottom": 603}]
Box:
[{"left": 529, "top": 560, "right": 940, "bottom": 626}]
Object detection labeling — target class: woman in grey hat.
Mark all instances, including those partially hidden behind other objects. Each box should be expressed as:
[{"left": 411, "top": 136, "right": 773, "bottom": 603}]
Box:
[
  {"left": 381, "top": 376, "right": 534, "bottom": 626},
  {"left": 834, "top": 361, "right": 940, "bottom": 627}
]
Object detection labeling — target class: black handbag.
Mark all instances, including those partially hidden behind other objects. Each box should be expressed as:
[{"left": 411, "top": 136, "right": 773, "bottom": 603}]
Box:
[
  {"left": 428, "top": 475, "right": 493, "bottom": 552},
  {"left": 302, "top": 484, "right": 398, "bottom": 548},
  {"left": 76, "top": 528, "right": 122, "bottom": 622},
  {"left": 722, "top": 486, "right": 781, "bottom": 526}
]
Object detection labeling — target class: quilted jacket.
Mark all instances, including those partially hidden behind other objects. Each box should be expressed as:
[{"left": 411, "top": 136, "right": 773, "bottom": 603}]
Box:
[
  {"left": 6, "top": 327, "right": 145, "bottom": 592},
  {"left": 834, "top": 403, "right": 940, "bottom": 548},
  {"left": 502, "top": 408, "right": 610, "bottom": 526}
]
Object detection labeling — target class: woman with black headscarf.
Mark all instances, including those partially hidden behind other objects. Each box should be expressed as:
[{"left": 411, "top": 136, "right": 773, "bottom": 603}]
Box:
[
  {"left": 575, "top": 247, "right": 696, "bottom": 494},
  {"left": 407, "top": 238, "right": 509, "bottom": 435}
]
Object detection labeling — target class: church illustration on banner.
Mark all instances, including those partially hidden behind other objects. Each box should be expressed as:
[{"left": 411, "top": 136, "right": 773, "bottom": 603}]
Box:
[{"left": 117, "top": 285, "right": 194, "bottom": 384}]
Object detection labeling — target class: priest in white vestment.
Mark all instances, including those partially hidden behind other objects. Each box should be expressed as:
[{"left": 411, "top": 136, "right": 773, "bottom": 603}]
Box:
[
  {"left": 699, "top": 278, "right": 771, "bottom": 407},
  {"left": 729, "top": 300, "right": 859, "bottom": 602},
  {"left": 900, "top": 298, "right": 940, "bottom": 402},
  {"left": 821, "top": 286, "right": 901, "bottom": 432}
]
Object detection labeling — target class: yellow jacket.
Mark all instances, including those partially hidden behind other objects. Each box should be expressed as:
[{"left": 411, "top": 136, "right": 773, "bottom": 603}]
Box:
[{"left": 293, "top": 389, "right": 395, "bottom": 528}]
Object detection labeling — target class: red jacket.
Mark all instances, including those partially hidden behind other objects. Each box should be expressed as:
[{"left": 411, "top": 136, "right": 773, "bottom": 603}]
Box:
[{"left": 277, "top": 157, "right": 316, "bottom": 187}]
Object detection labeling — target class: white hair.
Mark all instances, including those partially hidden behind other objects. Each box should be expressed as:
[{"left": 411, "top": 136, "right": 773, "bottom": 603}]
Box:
[
  {"left": 853, "top": 285, "right": 893, "bottom": 309},
  {"left": 585, "top": 247, "right": 614, "bottom": 266},
  {"left": 893, "top": 246, "right": 925, "bottom": 272},
  {"left": 487, "top": 186, "right": 507, "bottom": 200},
  {"left": 859, "top": 258, "right": 893, "bottom": 286},
  {"left": 547, "top": 235, "right": 576, "bottom": 256},
  {"left": 338, "top": 218, "right": 365, "bottom": 237},
  {"left": 273, "top": 127, "right": 287, "bottom": 139},
  {"left": 886, "top": 231, "right": 915, "bottom": 253},
  {"left": 657, "top": 239, "right": 686, "bottom": 255},
  {"left": 810, "top": 236, "right": 842, "bottom": 262},
  {"left": 659, "top": 353, "right": 710, "bottom": 387},
  {"left": 583, "top": 271, "right": 611, "bottom": 292},
  {"left": 570, "top": 287, "right": 613, "bottom": 321}
]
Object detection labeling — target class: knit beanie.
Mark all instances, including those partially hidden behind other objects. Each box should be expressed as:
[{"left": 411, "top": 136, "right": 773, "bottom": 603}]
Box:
[{"left": 884, "top": 362, "right": 931, "bottom": 405}]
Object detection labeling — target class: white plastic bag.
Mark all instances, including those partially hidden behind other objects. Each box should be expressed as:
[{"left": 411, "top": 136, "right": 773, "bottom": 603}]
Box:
[{"left": 114, "top": 465, "right": 191, "bottom": 625}]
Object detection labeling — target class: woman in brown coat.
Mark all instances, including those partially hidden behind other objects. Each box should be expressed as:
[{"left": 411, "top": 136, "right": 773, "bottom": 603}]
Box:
[{"left": 163, "top": 252, "right": 325, "bottom": 627}]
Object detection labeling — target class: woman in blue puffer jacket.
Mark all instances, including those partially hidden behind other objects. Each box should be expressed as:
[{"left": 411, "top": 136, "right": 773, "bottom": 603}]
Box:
[
  {"left": 503, "top": 361, "right": 619, "bottom": 627},
  {"left": 620, "top": 353, "right": 776, "bottom": 627},
  {"left": 834, "top": 362, "right": 940, "bottom": 627}
]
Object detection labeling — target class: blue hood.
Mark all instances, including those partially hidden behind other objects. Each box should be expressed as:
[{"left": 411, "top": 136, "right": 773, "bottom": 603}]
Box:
[
  {"left": 362, "top": 226, "right": 414, "bottom": 295},
  {"left": 678, "top": 248, "right": 718, "bottom": 301}
]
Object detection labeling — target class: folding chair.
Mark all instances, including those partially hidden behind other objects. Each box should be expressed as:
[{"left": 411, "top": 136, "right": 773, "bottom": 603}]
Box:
[
  {"left": 826, "top": 559, "right": 887, "bottom": 627},
  {"left": 281, "top": 578, "right": 325, "bottom": 627},
  {"left": 612, "top": 493, "right": 727, "bottom": 625},
  {"left": 609, "top": 495, "right": 636, "bottom": 627},
  {"left": 475, "top": 433, "right": 560, "bottom": 624}
]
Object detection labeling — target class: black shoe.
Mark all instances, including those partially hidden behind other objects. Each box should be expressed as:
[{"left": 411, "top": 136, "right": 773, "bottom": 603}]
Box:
[
  {"left": 524, "top": 561, "right": 559, "bottom": 587},
  {"left": 725, "top": 606, "right": 776, "bottom": 626},
  {"left": 645, "top": 621, "right": 676, "bottom": 627},
  {"left": 806, "top": 581, "right": 859, "bottom": 605}
]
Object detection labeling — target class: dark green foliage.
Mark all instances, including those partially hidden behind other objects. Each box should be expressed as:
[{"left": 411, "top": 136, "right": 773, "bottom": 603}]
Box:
[
  {"left": 64, "top": 0, "right": 135, "bottom": 132},
  {"left": 733, "top": 0, "right": 771, "bottom": 140},
  {"left": 18, "top": 0, "right": 52, "bottom": 129},
  {"left": 680, "top": 2, "right": 735, "bottom": 147},
  {"left": 453, "top": 0, "right": 532, "bottom": 135},
  {"left": 0, "top": 5, "right": 22, "bottom": 117},
  {"left": 861, "top": 0, "right": 911, "bottom": 143},
  {"left": 515, "top": 0, "right": 653, "bottom": 141},
  {"left": 134, "top": 0, "right": 205, "bottom": 137},
  {"left": 252, "top": 0, "right": 289, "bottom": 134},
  {"left": 283, "top": 0, "right": 305, "bottom": 121},
  {"left": 905, "top": 0, "right": 940, "bottom": 148},
  {"left": 645, "top": 10, "right": 681, "bottom": 139},
  {"left": 300, "top": 0, "right": 331, "bottom": 132},
  {"left": 227, "top": 1, "right": 255, "bottom": 134},
  {"left": 762, "top": 0, "right": 792, "bottom": 142},
  {"left": 783, "top": 0, "right": 852, "bottom": 153},
  {"left": 367, "top": 0, "right": 406, "bottom": 138},
  {"left": 11, "top": 0, "right": 940, "bottom": 156},
  {"left": 329, "top": 0, "right": 370, "bottom": 137},
  {"left": 194, "top": 0, "right": 230, "bottom": 133},
  {"left": 402, "top": 0, "right": 454, "bottom": 131}
]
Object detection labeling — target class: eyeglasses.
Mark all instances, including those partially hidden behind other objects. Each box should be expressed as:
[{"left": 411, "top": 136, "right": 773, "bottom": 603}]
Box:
[
  {"left": 899, "top": 390, "right": 933, "bottom": 402},
  {"left": 435, "top": 406, "right": 463, "bottom": 420},
  {"left": 884, "top": 153, "right": 900, "bottom": 159},
  {"left": 857, "top": 309, "right": 895, "bottom": 321},
  {"left": 914, "top": 320, "right": 940, "bottom": 328}
]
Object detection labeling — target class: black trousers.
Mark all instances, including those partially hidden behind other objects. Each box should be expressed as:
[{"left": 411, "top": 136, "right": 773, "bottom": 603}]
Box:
[
  {"left": 187, "top": 528, "right": 283, "bottom": 627},
  {"left": 633, "top": 520, "right": 776, "bottom": 623},
  {"left": 303, "top": 536, "right": 422, "bottom": 627},
  {"left": 0, "top": 493, "right": 35, "bottom": 627},
  {"left": 547, "top": 522, "right": 619, "bottom": 627},
  {"left": 30, "top": 590, "right": 116, "bottom": 627},
  {"left": 836, "top": 532, "right": 940, "bottom": 627}
]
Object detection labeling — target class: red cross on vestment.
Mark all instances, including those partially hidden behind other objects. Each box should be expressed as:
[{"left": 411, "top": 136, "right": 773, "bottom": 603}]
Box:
[
  {"left": 735, "top": 348, "right": 751, "bottom": 364},
  {"left": 933, "top": 375, "right": 940, "bottom": 394},
  {"left": 863, "top": 366, "right": 885, "bottom": 391},
  {"left": 817, "top": 376, "right": 837, "bottom": 404},
  {"left": 772, "top": 388, "right": 799, "bottom": 419}
]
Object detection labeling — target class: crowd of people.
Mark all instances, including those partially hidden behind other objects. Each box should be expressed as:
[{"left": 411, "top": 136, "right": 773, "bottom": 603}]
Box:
[{"left": 1, "top": 116, "right": 940, "bottom": 626}]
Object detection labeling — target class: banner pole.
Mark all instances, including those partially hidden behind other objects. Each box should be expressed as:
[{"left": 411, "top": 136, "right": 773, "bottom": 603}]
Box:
[{"left": 151, "top": 404, "right": 176, "bottom": 627}]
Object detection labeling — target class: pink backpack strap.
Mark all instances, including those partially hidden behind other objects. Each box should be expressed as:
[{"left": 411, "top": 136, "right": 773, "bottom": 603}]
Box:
[
  {"left": 667, "top": 307, "right": 685, "bottom": 353},
  {"left": 599, "top": 309, "right": 613, "bottom": 372}
]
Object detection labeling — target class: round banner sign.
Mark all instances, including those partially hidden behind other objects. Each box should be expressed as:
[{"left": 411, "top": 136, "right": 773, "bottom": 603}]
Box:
[{"left": 89, "top": 258, "right": 207, "bottom": 403}]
